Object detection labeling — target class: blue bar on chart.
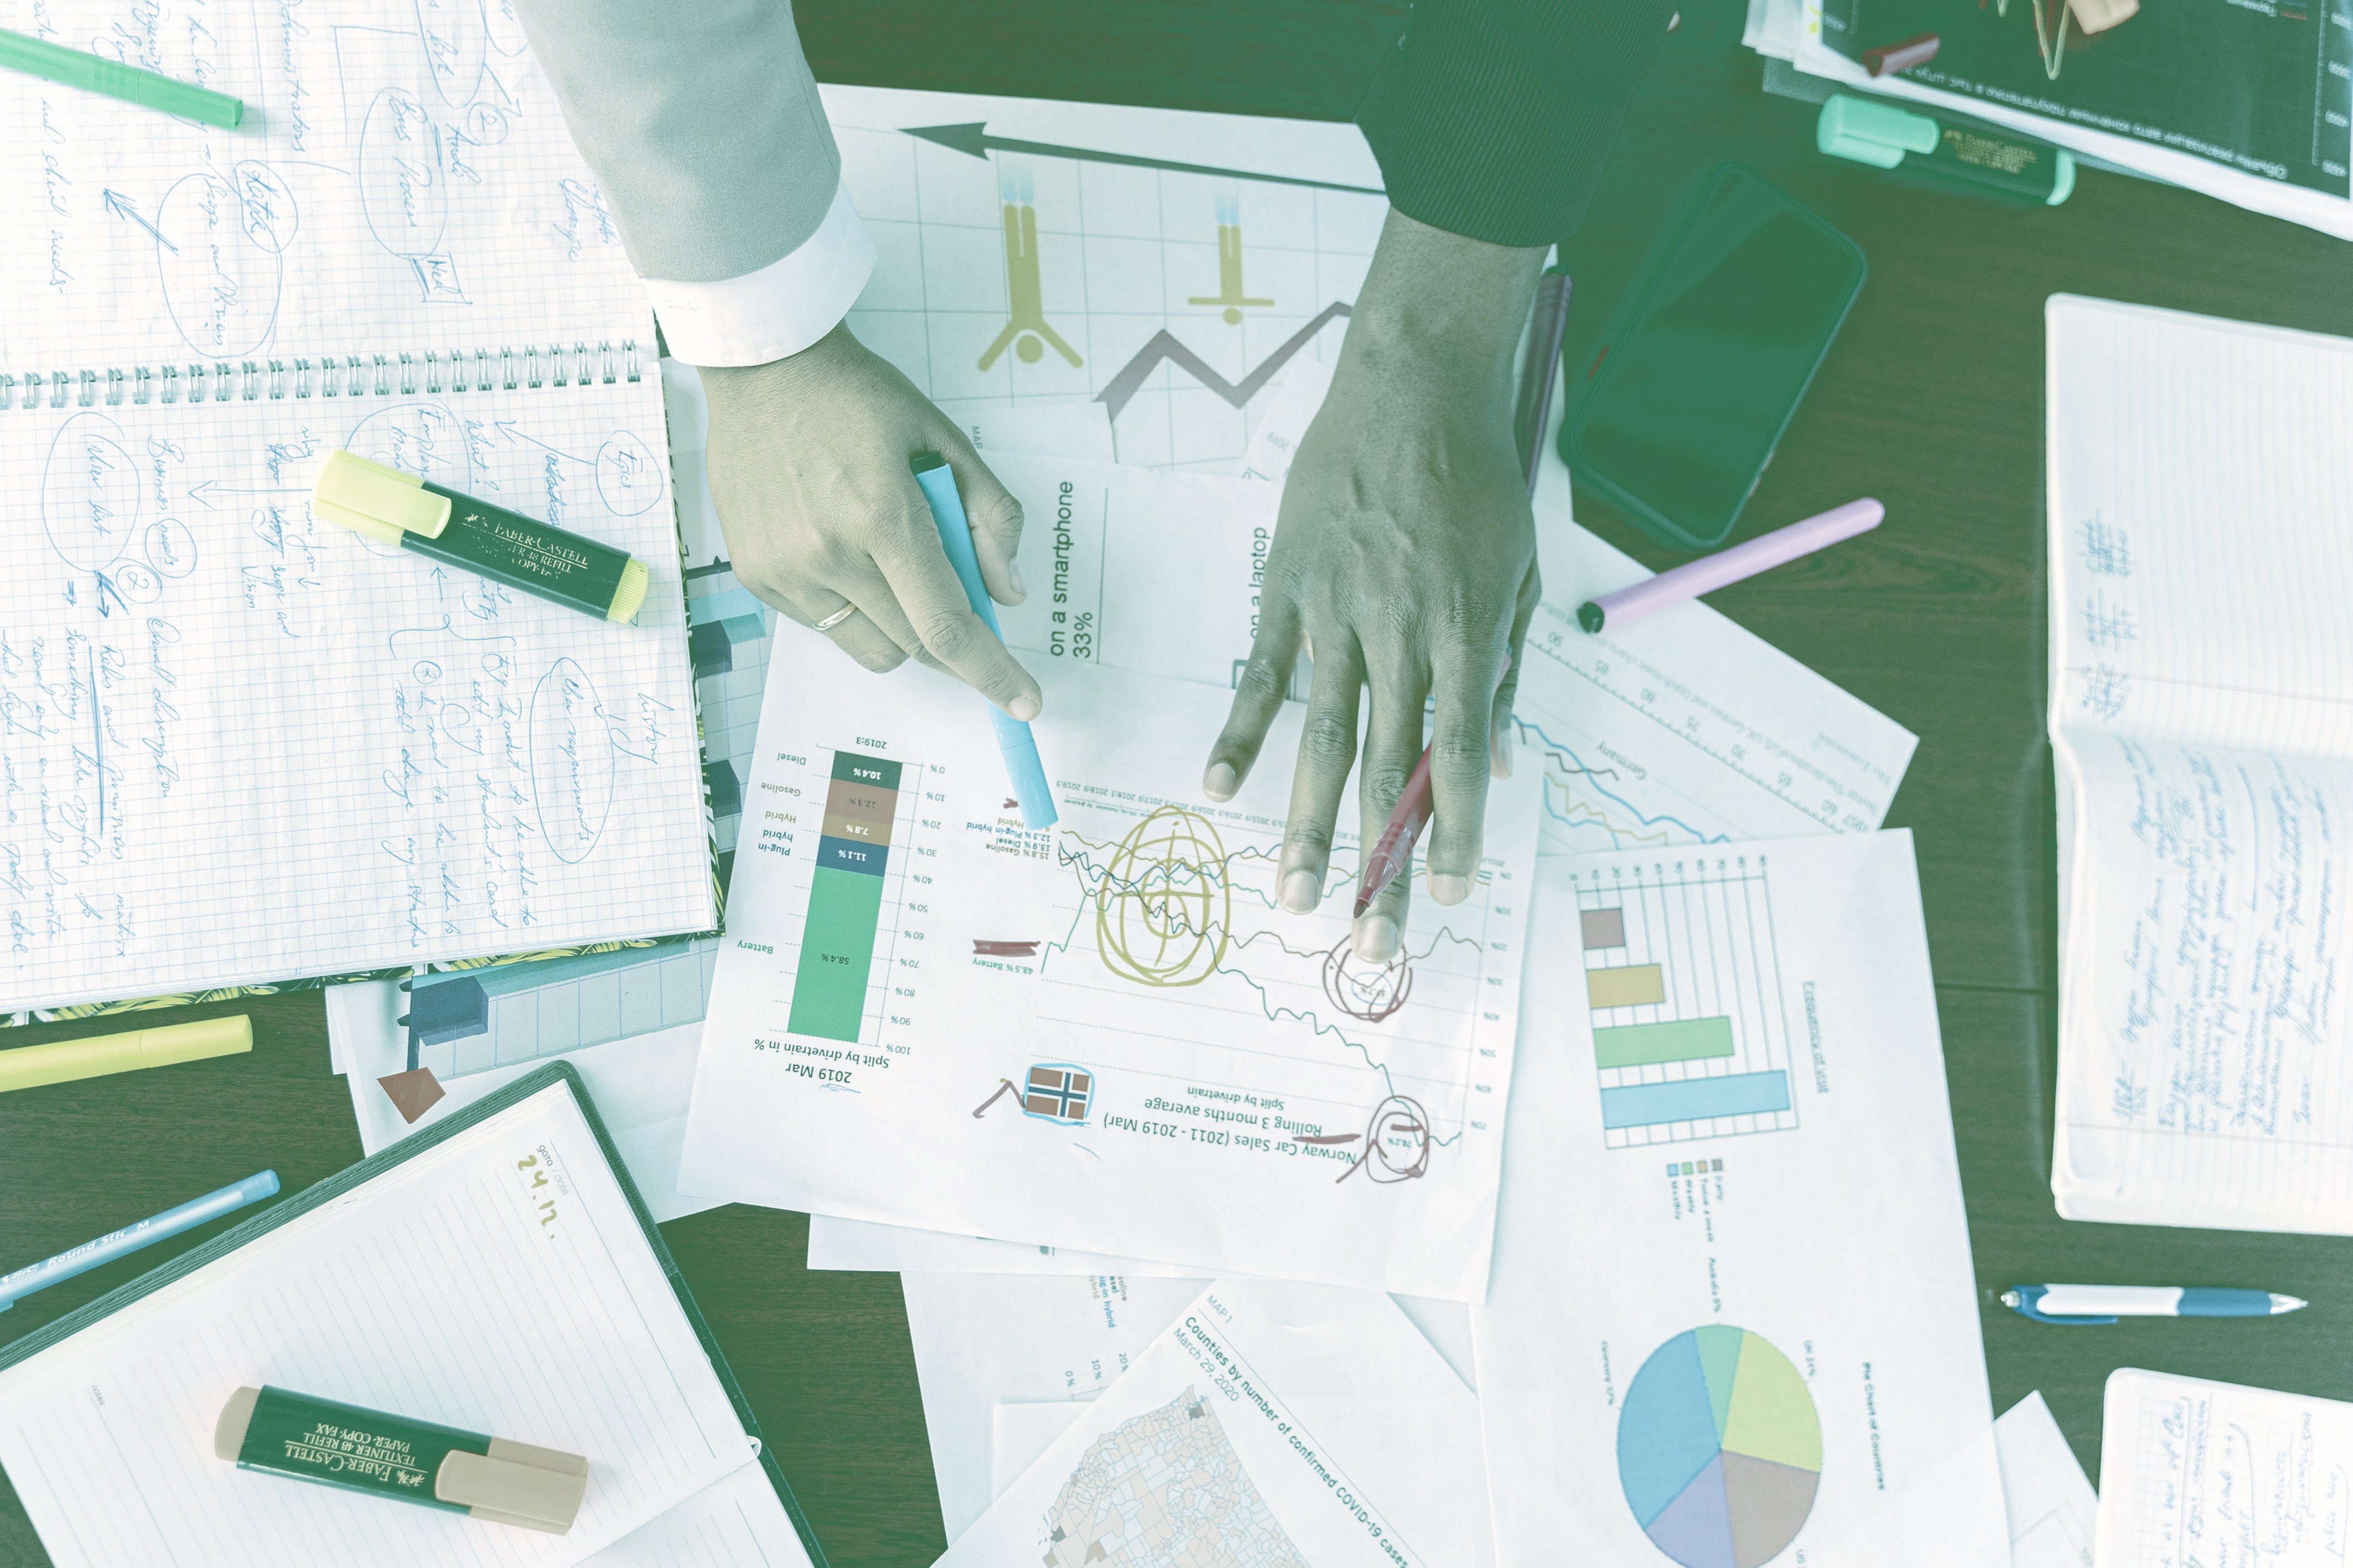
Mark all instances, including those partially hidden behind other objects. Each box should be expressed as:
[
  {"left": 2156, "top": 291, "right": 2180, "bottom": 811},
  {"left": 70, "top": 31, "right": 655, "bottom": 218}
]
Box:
[{"left": 1599, "top": 1071, "right": 1792, "bottom": 1131}]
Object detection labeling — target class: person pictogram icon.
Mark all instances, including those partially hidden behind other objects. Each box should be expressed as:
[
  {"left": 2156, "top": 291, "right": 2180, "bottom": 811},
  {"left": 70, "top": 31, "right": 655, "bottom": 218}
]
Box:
[
  {"left": 978, "top": 160, "right": 1081, "bottom": 371},
  {"left": 1188, "top": 186, "right": 1274, "bottom": 325}
]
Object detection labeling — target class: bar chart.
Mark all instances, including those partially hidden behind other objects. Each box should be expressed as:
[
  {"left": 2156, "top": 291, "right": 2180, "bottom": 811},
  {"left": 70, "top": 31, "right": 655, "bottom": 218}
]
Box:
[
  {"left": 1574, "top": 858, "right": 1797, "bottom": 1149},
  {"left": 788, "top": 751, "right": 914, "bottom": 1043}
]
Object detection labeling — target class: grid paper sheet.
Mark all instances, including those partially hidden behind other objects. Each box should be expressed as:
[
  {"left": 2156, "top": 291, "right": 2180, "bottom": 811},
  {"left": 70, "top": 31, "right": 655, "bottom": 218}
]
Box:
[
  {"left": 0, "top": 377, "right": 711, "bottom": 1011},
  {"left": 1, "top": 0, "right": 647, "bottom": 372},
  {"left": 0, "top": 1081, "right": 759, "bottom": 1568}
]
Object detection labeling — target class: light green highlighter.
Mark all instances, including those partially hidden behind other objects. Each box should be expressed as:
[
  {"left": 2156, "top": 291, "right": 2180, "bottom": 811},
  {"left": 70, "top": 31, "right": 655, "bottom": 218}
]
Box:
[{"left": 1, "top": 28, "right": 244, "bottom": 128}]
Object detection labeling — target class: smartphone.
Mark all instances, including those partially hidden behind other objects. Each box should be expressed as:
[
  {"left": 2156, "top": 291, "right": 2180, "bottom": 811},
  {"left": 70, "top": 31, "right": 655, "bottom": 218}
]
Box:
[{"left": 1562, "top": 165, "right": 1866, "bottom": 551}]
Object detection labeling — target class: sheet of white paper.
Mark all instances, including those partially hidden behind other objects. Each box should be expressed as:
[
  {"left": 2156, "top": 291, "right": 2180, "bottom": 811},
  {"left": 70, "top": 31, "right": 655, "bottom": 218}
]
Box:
[
  {"left": 903, "top": 1273, "right": 1206, "bottom": 1541},
  {"left": 1996, "top": 1393, "right": 2096, "bottom": 1568},
  {"left": 0, "top": 0, "right": 646, "bottom": 368},
  {"left": 1473, "top": 831, "right": 2007, "bottom": 1566},
  {"left": 683, "top": 646, "right": 1538, "bottom": 1300},
  {"left": 940, "top": 1280, "right": 1495, "bottom": 1568},
  {"left": 0, "top": 1081, "right": 758, "bottom": 1568},
  {"left": 820, "top": 86, "right": 1376, "bottom": 474},
  {"left": 2095, "top": 1369, "right": 2353, "bottom": 1566},
  {"left": 0, "top": 380, "right": 712, "bottom": 1014},
  {"left": 326, "top": 978, "right": 720, "bottom": 1223},
  {"left": 581, "top": 1459, "right": 815, "bottom": 1568},
  {"left": 807, "top": 1216, "right": 1206, "bottom": 1277},
  {"left": 994, "top": 1402, "right": 1090, "bottom": 1500},
  {"left": 2045, "top": 298, "right": 2353, "bottom": 1233}
]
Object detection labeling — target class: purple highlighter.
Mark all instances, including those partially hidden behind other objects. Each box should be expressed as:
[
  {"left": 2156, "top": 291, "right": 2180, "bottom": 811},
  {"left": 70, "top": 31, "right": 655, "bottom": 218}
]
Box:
[{"left": 1577, "top": 497, "right": 1884, "bottom": 633}]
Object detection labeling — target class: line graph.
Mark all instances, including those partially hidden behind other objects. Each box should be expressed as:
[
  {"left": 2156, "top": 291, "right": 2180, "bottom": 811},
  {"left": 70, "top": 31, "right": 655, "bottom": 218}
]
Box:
[{"left": 1034, "top": 802, "right": 1506, "bottom": 1177}]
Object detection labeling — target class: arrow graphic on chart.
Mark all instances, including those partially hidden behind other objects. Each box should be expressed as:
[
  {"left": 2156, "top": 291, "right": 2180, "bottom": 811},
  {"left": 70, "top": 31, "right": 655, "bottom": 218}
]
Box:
[
  {"left": 184, "top": 479, "right": 310, "bottom": 508},
  {"left": 102, "top": 189, "right": 178, "bottom": 253},
  {"left": 902, "top": 123, "right": 1385, "bottom": 196},
  {"left": 495, "top": 421, "right": 592, "bottom": 464},
  {"left": 1096, "top": 300, "right": 1351, "bottom": 422}
]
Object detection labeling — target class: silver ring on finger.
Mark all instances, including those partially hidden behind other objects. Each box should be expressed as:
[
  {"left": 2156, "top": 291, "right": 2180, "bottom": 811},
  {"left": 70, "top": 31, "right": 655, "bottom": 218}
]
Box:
[{"left": 812, "top": 603, "right": 858, "bottom": 632}]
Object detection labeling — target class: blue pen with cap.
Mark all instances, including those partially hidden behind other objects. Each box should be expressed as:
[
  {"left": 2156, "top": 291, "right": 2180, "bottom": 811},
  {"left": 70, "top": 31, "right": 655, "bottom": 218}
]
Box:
[
  {"left": 1, "top": 1170, "right": 279, "bottom": 1311},
  {"left": 910, "top": 453, "right": 1056, "bottom": 830}
]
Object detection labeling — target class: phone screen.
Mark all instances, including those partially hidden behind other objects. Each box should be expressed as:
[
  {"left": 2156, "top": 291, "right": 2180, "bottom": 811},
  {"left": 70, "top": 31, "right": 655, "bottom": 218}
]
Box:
[{"left": 1569, "top": 169, "right": 1865, "bottom": 547}]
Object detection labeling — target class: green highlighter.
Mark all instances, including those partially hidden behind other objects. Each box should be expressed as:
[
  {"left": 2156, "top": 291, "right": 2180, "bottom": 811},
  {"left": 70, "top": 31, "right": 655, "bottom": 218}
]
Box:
[
  {"left": 0, "top": 29, "right": 243, "bottom": 128},
  {"left": 1818, "top": 94, "right": 2075, "bottom": 208},
  {"left": 216, "top": 1385, "right": 588, "bottom": 1534}
]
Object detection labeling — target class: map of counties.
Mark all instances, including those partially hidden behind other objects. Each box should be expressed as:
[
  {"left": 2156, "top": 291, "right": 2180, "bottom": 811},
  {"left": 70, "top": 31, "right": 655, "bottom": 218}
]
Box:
[{"left": 1040, "top": 1385, "right": 1310, "bottom": 1567}]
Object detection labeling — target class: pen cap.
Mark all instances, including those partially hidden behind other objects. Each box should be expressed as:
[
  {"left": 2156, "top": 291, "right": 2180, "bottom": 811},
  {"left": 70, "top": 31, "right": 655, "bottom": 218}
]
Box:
[
  {"left": 1816, "top": 94, "right": 1938, "bottom": 169},
  {"left": 310, "top": 450, "right": 453, "bottom": 544},
  {"left": 436, "top": 1441, "right": 590, "bottom": 1534}
]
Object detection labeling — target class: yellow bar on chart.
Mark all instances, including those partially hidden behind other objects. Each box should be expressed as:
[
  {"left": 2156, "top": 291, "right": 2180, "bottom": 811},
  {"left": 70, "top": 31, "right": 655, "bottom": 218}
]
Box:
[{"left": 1586, "top": 964, "right": 1668, "bottom": 1009}]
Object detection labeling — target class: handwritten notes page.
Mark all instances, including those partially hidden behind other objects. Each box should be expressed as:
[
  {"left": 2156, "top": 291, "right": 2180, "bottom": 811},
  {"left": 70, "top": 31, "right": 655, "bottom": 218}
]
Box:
[
  {"left": 2045, "top": 298, "right": 2353, "bottom": 1232},
  {"left": 2, "top": 0, "right": 644, "bottom": 371},
  {"left": 0, "top": 1079, "right": 759, "bottom": 1568},
  {"left": 2095, "top": 1370, "right": 2353, "bottom": 1567},
  {"left": 0, "top": 377, "right": 710, "bottom": 1011}
]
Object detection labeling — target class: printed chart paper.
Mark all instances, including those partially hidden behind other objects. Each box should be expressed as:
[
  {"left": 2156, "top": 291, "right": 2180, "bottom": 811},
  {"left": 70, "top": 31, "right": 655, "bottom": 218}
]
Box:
[
  {"left": 682, "top": 640, "right": 1538, "bottom": 1300},
  {"left": 1473, "top": 832, "right": 2006, "bottom": 1566},
  {"left": 1996, "top": 1392, "right": 2096, "bottom": 1568},
  {"left": 902, "top": 1272, "right": 1205, "bottom": 1541},
  {"left": 820, "top": 85, "right": 1385, "bottom": 472},
  {"left": 939, "top": 1280, "right": 1495, "bottom": 1568}
]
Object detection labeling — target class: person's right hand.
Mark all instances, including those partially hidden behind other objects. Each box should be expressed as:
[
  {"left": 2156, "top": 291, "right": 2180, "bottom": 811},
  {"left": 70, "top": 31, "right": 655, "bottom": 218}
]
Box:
[{"left": 699, "top": 321, "right": 1043, "bottom": 720}]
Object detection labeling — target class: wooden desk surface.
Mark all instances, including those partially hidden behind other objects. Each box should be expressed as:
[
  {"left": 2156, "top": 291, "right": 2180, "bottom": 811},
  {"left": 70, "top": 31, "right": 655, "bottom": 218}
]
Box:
[{"left": 8, "top": 2, "right": 2353, "bottom": 1562}]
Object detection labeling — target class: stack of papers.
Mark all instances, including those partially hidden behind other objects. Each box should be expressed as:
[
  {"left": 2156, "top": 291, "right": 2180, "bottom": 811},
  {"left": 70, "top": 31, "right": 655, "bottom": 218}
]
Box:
[
  {"left": 1743, "top": 0, "right": 2353, "bottom": 238},
  {"left": 315, "top": 86, "right": 2050, "bottom": 1565}
]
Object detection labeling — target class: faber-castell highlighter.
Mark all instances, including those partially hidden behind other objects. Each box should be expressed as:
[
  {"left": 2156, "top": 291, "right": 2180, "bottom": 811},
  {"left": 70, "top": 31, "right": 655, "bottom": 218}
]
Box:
[
  {"left": 216, "top": 1385, "right": 588, "bottom": 1534},
  {"left": 310, "top": 450, "right": 649, "bottom": 624}
]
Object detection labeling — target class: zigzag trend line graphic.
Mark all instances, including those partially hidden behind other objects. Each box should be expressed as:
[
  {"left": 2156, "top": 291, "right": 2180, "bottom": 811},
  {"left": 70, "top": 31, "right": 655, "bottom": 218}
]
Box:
[{"left": 1095, "top": 302, "right": 1351, "bottom": 422}]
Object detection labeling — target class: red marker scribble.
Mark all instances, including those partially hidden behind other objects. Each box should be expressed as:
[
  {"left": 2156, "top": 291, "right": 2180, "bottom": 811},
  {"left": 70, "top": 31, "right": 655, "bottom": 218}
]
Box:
[{"left": 973, "top": 939, "right": 1041, "bottom": 957}]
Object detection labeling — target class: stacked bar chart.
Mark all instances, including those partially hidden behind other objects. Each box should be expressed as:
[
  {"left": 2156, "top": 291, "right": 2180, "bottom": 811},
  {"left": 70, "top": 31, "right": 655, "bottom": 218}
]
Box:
[
  {"left": 788, "top": 751, "right": 910, "bottom": 1043},
  {"left": 1576, "top": 861, "right": 1797, "bottom": 1148}
]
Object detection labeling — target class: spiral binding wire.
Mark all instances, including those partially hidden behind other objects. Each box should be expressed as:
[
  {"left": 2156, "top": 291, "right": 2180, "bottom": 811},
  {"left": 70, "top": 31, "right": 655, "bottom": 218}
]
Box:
[{"left": 0, "top": 341, "right": 641, "bottom": 412}]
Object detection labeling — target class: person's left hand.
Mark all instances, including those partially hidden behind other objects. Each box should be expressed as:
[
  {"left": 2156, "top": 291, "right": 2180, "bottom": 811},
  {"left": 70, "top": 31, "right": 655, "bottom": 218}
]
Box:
[{"left": 1200, "top": 212, "right": 1543, "bottom": 962}]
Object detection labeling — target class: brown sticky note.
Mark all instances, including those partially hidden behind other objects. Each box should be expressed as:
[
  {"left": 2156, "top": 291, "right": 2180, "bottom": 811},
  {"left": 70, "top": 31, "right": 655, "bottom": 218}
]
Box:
[{"left": 377, "top": 1067, "right": 446, "bottom": 1124}]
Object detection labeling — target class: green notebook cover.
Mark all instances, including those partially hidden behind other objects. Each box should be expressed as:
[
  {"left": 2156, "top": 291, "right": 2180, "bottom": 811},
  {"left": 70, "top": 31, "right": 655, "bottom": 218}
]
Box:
[{"left": 0, "top": 1060, "right": 827, "bottom": 1567}]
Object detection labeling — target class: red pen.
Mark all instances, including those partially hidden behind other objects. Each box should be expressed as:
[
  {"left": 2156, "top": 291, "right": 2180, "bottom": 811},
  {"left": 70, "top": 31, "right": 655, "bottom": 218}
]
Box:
[{"left": 1353, "top": 750, "right": 1434, "bottom": 917}]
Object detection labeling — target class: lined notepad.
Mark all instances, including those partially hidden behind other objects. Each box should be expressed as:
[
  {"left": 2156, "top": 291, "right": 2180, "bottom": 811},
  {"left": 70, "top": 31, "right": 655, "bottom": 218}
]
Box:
[
  {"left": 0, "top": 0, "right": 713, "bottom": 1011},
  {"left": 2095, "top": 1370, "right": 2353, "bottom": 1567},
  {"left": 0, "top": 1079, "right": 760, "bottom": 1567},
  {"left": 2046, "top": 297, "right": 2353, "bottom": 1233}
]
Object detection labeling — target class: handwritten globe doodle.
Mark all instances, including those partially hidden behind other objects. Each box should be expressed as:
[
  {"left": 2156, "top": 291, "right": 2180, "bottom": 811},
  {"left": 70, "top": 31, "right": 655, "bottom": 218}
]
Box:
[{"left": 1095, "top": 806, "right": 1232, "bottom": 989}]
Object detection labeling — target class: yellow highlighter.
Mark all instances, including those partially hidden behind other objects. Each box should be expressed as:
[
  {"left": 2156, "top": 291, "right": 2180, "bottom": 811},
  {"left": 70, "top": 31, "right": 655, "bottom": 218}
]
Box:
[{"left": 0, "top": 1015, "right": 252, "bottom": 1094}]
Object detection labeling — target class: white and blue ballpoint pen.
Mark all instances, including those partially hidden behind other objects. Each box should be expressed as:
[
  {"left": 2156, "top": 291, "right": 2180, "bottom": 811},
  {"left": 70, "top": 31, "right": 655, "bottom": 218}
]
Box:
[{"left": 2002, "top": 1283, "right": 2307, "bottom": 1326}]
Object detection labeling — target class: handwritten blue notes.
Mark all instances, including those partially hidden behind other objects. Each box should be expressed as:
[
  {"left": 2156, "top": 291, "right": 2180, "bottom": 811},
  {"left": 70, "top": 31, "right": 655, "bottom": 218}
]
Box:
[
  {"left": 2046, "top": 297, "right": 2353, "bottom": 1232},
  {"left": 1, "top": 0, "right": 642, "bottom": 369},
  {"left": 0, "top": 382, "right": 709, "bottom": 1013}
]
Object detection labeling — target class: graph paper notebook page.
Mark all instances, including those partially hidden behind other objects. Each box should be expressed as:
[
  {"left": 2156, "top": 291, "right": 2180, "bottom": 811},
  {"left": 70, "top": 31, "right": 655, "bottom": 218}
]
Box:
[
  {"left": 0, "top": 384, "right": 709, "bottom": 1013},
  {"left": 681, "top": 637, "right": 1538, "bottom": 1301},
  {"left": 0, "top": 0, "right": 642, "bottom": 366},
  {"left": 936, "top": 1280, "right": 1497, "bottom": 1568},
  {"left": 1471, "top": 832, "right": 2008, "bottom": 1567},
  {"left": 2094, "top": 1370, "right": 2353, "bottom": 1567},
  {"left": 0, "top": 1072, "right": 768, "bottom": 1568},
  {"left": 2045, "top": 298, "right": 2353, "bottom": 1233}
]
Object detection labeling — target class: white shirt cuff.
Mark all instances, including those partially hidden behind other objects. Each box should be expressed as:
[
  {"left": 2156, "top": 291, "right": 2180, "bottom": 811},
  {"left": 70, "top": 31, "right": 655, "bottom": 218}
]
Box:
[{"left": 642, "top": 180, "right": 877, "bottom": 367}]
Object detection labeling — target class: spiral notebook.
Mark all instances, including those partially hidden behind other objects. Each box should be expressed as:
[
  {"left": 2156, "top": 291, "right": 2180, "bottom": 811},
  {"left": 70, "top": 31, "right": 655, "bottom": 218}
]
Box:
[
  {"left": 0, "top": 1063, "right": 824, "bottom": 1567},
  {"left": 0, "top": 0, "right": 713, "bottom": 1014}
]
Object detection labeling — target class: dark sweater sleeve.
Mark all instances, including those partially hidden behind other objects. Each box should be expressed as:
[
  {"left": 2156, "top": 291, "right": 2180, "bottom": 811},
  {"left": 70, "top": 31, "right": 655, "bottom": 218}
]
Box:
[{"left": 1356, "top": 0, "right": 1676, "bottom": 248}]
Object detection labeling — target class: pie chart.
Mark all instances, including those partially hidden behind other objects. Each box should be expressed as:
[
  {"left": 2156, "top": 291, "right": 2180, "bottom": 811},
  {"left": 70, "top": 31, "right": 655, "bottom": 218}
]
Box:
[{"left": 1617, "top": 1327, "right": 1822, "bottom": 1568}]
